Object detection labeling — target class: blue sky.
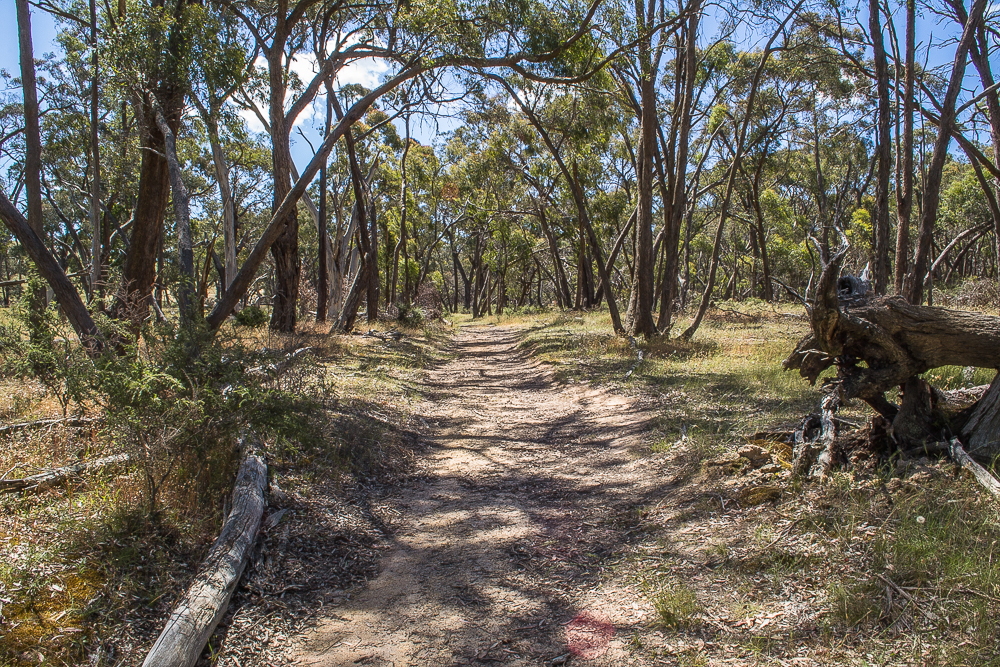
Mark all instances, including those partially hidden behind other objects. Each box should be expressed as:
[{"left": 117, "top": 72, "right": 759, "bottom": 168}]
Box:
[{"left": 1, "top": 1, "right": 995, "bottom": 173}]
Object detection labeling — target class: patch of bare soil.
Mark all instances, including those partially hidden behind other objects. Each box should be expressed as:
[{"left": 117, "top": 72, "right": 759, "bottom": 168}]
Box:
[{"left": 292, "top": 326, "right": 666, "bottom": 665}]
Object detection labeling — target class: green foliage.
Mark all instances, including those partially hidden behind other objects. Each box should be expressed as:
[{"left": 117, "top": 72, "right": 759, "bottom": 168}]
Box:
[
  {"left": 234, "top": 305, "right": 269, "bottom": 328},
  {"left": 0, "top": 277, "right": 94, "bottom": 416},
  {"left": 397, "top": 302, "right": 425, "bottom": 327},
  {"left": 846, "top": 206, "right": 873, "bottom": 255}
]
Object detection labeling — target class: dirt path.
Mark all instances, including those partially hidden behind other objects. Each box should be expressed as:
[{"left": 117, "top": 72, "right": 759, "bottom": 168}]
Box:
[{"left": 294, "top": 326, "right": 668, "bottom": 666}]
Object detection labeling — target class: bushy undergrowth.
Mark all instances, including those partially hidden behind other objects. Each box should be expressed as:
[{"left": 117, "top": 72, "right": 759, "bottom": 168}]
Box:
[
  {"left": 0, "top": 284, "right": 318, "bottom": 516},
  {"left": 0, "top": 297, "right": 445, "bottom": 666}
]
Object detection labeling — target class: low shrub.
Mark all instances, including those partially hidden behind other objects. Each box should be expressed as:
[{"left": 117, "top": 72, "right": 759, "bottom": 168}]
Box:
[{"left": 234, "top": 305, "right": 269, "bottom": 328}]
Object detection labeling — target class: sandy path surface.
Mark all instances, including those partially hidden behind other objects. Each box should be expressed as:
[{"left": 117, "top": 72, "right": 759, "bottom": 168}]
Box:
[{"left": 294, "top": 326, "right": 667, "bottom": 666}]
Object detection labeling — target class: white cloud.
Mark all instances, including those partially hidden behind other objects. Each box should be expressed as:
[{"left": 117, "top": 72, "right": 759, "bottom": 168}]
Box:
[
  {"left": 336, "top": 56, "right": 390, "bottom": 89},
  {"left": 231, "top": 50, "right": 391, "bottom": 134}
]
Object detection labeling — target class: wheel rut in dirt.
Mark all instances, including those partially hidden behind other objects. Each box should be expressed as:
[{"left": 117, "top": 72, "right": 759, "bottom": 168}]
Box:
[{"left": 294, "top": 326, "right": 665, "bottom": 666}]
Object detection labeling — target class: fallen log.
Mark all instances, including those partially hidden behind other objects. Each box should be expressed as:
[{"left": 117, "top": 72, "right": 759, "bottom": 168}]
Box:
[
  {"left": 142, "top": 440, "right": 267, "bottom": 667},
  {"left": 0, "top": 453, "right": 128, "bottom": 494},
  {"left": 784, "top": 248, "right": 1000, "bottom": 457},
  {"left": 0, "top": 416, "right": 102, "bottom": 437},
  {"left": 245, "top": 346, "right": 315, "bottom": 380},
  {"left": 949, "top": 438, "right": 1000, "bottom": 498}
]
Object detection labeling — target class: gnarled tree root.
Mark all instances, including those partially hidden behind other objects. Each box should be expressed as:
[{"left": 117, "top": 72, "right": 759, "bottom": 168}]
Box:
[{"left": 784, "top": 249, "right": 1000, "bottom": 465}]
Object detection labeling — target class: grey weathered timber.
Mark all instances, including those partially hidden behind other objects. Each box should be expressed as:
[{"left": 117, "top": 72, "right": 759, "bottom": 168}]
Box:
[
  {"left": 0, "top": 416, "right": 101, "bottom": 437},
  {"left": 949, "top": 439, "right": 1000, "bottom": 498},
  {"left": 0, "top": 453, "right": 127, "bottom": 494},
  {"left": 142, "top": 448, "right": 267, "bottom": 667},
  {"left": 961, "top": 374, "right": 1000, "bottom": 460},
  {"left": 785, "top": 250, "right": 1000, "bottom": 455}
]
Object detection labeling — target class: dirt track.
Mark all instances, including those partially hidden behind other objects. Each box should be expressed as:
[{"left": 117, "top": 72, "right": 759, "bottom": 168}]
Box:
[{"left": 293, "top": 326, "right": 667, "bottom": 666}]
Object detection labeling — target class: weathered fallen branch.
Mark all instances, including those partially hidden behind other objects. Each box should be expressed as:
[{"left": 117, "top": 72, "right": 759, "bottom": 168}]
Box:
[
  {"left": 142, "top": 441, "right": 267, "bottom": 667},
  {"left": 949, "top": 438, "right": 1000, "bottom": 498},
  {"left": 0, "top": 416, "right": 102, "bottom": 437},
  {"left": 361, "top": 329, "right": 403, "bottom": 342},
  {"left": 784, "top": 249, "right": 1000, "bottom": 458},
  {"left": 0, "top": 453, "right": 128, "bottom": 494},
  {"left": 246, "top": 346, "right": 315, "bottom": 380},
  {"left": 812, "top": 392, "right": 840, "bottom": 480}
]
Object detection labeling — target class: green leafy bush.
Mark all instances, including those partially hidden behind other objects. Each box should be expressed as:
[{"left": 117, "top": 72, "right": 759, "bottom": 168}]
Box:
[
  {"left": 0, "top": 276, "right": 94, "bottom": 416},
  {"left": 234, "top": 305, "right": 268, "bottom": 328},
  {"left": 397, "top": 303, "right": 425, "bottom": 327}
]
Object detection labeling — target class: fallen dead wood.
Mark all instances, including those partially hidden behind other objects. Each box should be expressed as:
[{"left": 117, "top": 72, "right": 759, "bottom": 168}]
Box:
[
  {"left": 246, "top": 346, "right": 315, "bottom": 380},
  {"left": 812, "top": 392, "right": 839, "bottom": 480},
  {"left": 948, "top": 438, "right": 1000, "bottom": 498},
  {"left": 142, "top": 439, "right": 267, "bottom": 667},
  {"left": 361, "top": 328, "right": 403, "bottom": 342},
  {"left": 0, "top": 453, "right": 128, "bottom": 494},
  {"left": 784, "top": 248, "right": 1000, "bottom": 463},
  {"left": 0, "top": 416, "right": 102, "bottom": 437},
  {"left": 875, "top": 572, "right": 940, "bottom": 624}
]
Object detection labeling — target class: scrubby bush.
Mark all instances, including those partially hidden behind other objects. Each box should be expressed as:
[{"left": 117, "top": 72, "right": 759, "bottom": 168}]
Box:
[
  {"left": 0, "top": 288, "right": 316, "bottom": 515},
  {"left": 0, "top": 276, "right": 94, "bottom": 416},
  {"left": 234, "top": 305, "right": 268, "bottom": 328},
  {"left": 396, "top": 303, "right": 425, "bottom": 327}
]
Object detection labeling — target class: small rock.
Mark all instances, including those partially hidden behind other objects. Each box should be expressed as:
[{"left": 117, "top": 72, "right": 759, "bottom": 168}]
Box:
[
  {"left": 737, "top": 444, "right": 771, "bottom": 468},
  {"left": 739, "top": 485, "right": 782, "bottom": 505},
  {"left": 705, "top": 451, "right": 741, "bottom": 467}
]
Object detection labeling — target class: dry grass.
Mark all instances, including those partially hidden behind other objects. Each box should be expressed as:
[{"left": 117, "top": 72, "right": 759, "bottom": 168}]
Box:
[
  {"left": 503, "top": 302, "right": 1000, "bottom": 666},
  {"left": 0, "top": 311, "right": 453, "bottom": 666}
]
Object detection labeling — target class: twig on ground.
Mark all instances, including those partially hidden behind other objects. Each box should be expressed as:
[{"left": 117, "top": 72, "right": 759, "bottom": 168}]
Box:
[
  {"left": 948, "top": 438, "right": 1000, "bottom": 497},
  {"left": 875, "top": 573, "right": 940, "bottom": 623}
]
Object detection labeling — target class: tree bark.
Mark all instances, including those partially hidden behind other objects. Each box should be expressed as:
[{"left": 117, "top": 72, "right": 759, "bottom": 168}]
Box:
[
  {"left": 627, "top": 0, "right": 657, "bottom": 337},
  {"left": 967, "top": 19, "right": 1000, "bottom": 297},
  {"left": 869, "top": 0, "right": 892, "bottom": 295},
  {"left": 657, "top": 0, "right": 700, "bottom": 330},
  {"left": 152, "top": 103, "right": 196, "bottom": 323},
  {"left": 118, "top": 0, "right": 187, "bottom": 326},
  {"left": 893, "top": 0, "right": 915, "bottom": 294},
  {"left": 0, "top": 192, "right": 102, "bottom": 350},
  {"left": 391, "top": 120, "right": 411, "bottom": 307},
  {"left": 904, "top": 0, "right": 987, "bottom": 304},
  {"left": 16, "top": 0, "right": 43, "bottom": 242},
  {"left": 89, "top": 0, "right": 103, "bottom": 298},
  {"left": 316, "top": 90, "right": 331, "bottom": 322},
  {"left": 16, "top": 0, "right": 47, "bottom": 323}
]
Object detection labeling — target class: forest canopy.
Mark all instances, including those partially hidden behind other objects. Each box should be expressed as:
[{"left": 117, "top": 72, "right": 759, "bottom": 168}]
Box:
[{"left": 3, "top": 0, "right": 999, "bottom": 346}]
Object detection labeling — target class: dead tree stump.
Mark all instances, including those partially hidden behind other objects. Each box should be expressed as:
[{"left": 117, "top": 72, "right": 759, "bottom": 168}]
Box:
[{"left": 784, "top": 249, "right": 1000, "bottom": 471}]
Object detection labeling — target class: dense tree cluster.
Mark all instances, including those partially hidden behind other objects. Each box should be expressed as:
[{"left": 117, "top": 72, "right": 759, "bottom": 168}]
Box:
[{"left": 3, "top": 0, "right": 1000, "bottom": 345}]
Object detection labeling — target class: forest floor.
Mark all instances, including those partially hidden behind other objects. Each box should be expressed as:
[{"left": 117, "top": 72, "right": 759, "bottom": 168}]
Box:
[
  {"left": 285, "top": 315, "right": 999, "bottom": 667},
  {"left": 293, "top": 325, "right": 664, "bottom": 666},
  {"left": 1, "top": 307, "right": 998, "bottom": 666}
]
